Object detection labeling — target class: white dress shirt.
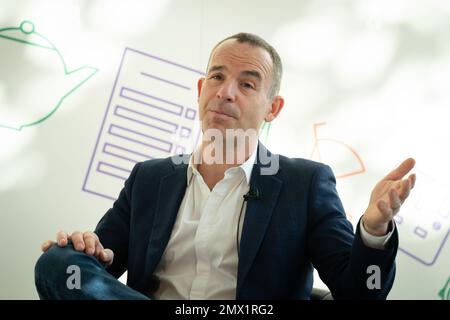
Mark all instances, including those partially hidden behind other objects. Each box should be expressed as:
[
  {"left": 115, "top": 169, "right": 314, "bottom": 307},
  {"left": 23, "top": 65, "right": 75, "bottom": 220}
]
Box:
[{"left": 152, "top": 148, "right": 394, "bottom": 299}]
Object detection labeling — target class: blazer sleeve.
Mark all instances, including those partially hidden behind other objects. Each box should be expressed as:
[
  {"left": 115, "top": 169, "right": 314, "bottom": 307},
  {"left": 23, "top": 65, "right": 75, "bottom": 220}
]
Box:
[
  {"left": 94, "top": 162, "right": 141, "bottom": 278},
  {"left": 306, "top": 164, "right": 398, "bottom": 299}
]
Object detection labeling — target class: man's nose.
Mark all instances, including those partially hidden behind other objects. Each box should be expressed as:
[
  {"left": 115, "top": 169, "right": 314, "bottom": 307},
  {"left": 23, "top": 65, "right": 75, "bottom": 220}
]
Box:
[{"left": 216, "top": 81, "right": 237, "bottom": 102}]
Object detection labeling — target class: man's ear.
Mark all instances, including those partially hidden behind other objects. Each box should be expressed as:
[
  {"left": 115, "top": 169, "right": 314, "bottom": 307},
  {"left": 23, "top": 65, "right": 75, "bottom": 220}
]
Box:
[
  {"left": 197, "top": 78, "right": 205, "bottom": 100},
  {"left": 264, "top": 95, "right": 284, "bottom": 122}
]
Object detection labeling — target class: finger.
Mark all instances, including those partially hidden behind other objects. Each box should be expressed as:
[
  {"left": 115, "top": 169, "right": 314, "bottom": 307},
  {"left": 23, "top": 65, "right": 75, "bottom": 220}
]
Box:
[
  {"left": 398, "top": 179, "right": 411, "bottom": 202},
  {"left": 377, "top": 199, "right": 393, "bottom": 216},
  {"left": 56, "top": 231, "right": 68, "bottom": 246},
  {"left": 41, "top": 240, "right": 55, "bottom": 252},
  {"left": 71, "top": 231, "right": 85, "bottom": 251},
  {"left": 384, "top": 158, "right": 416, "bottom": 181},
  {"left": 83, "top": 232, "right": 97, "bottom": 255},
  {"left": 94, "top": 241, "right": 105, "bottom": 259},
  {"left": 409, "top": 173, "right": 416, "bottom": 189},
  {"left": 100, "top": 249, "right": 114, "bottom": 266},
  {"left": 389, "top": 188, "right": 402, "bottom": 212}
]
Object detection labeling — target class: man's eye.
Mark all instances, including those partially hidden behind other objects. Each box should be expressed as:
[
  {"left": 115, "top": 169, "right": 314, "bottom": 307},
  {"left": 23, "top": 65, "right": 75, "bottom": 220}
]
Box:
[
  {"left": 210, "top": 75, "right": 222, "bottom": 80},
  {"left": 242, "top": 82, "right": 254, "bottom": 89}
]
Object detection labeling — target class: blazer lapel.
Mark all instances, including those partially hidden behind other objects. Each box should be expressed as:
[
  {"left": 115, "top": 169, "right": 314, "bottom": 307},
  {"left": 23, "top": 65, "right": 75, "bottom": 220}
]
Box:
[
  {"left": 236, "top": 143, "right": 283, "bottom": 295},
  {"left": 145, "top": 157, "right": 188, "bottom": 276}
]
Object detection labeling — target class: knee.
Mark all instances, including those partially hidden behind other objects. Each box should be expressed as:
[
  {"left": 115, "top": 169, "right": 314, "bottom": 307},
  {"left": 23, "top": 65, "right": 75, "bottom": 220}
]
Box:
[{"left": 34, "top": 242, "right": 78, "bottom": 281}]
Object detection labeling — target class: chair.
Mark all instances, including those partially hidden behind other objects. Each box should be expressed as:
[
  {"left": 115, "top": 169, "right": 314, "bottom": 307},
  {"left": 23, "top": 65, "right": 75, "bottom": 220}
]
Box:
[{"left": 310, "top": 287, "right": 334, "bottom": 300}]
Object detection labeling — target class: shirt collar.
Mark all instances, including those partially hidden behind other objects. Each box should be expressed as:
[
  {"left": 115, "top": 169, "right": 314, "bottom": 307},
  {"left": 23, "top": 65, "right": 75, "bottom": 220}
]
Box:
[{"left": 187, "top": 145, "right": 257, "bottom": 186}]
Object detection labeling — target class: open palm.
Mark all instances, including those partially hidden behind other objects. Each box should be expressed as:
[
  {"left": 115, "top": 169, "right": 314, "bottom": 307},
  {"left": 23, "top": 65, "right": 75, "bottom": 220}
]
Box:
[{"left": 363, "top": 158, "right": 416, "bottom": 236}]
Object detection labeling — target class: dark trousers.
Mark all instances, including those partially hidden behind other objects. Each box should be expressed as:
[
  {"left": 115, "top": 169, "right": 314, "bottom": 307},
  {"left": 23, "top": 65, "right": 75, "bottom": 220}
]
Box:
[{"left": 34, "top": 242, "right": 149, "bottom": 300}]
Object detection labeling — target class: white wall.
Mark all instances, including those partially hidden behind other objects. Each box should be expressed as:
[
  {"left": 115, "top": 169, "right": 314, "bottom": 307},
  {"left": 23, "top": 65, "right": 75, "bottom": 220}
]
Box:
[{"left": 0, "top": 0, "right": 448, "bottom": 299}]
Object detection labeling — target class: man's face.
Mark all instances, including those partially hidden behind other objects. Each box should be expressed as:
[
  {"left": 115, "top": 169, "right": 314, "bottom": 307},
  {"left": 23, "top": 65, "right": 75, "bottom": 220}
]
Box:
[{"left": 197, "top": 39, "right": 281, "bottom": 136}]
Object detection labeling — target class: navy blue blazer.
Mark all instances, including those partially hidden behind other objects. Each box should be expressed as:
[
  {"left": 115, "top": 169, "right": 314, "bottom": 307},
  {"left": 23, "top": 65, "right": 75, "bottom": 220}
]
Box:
[{"left": 95, "top": 143, "right": 398, "bottom": 299}]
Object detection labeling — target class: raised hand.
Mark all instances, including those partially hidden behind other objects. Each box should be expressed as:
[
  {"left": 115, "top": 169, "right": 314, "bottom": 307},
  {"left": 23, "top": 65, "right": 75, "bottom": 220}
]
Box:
[{"left": 362, "top": 158, "right": 416, "bottom": 236}]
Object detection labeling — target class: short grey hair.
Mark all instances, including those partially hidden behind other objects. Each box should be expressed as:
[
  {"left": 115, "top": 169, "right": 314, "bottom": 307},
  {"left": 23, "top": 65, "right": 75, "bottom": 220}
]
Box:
[{"left": 207, "top": 32, "right": 283, "bottom": 99}]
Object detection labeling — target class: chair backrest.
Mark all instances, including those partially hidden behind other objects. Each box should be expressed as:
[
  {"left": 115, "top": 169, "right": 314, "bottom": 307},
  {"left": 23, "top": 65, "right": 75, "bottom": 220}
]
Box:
[{"left": 310, "top": 287, "right": 334, "bottom": 300}]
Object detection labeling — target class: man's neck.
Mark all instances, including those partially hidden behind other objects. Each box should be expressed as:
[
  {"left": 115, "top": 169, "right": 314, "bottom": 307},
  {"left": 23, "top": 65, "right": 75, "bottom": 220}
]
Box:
[{"left": 196, "top": 140, "right": 257, "bottom": 191}]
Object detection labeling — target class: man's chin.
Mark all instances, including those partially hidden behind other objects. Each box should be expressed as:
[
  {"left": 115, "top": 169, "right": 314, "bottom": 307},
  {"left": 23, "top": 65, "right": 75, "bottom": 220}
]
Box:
[
  {"left": 202, "top": 121, "right": 234, "bottom": 134},
  {"left": 202, "top": 126, "right": 228, "bottom": 139},
  {"left": 201, "top": 124, "right": 260, "bottom": 143}
]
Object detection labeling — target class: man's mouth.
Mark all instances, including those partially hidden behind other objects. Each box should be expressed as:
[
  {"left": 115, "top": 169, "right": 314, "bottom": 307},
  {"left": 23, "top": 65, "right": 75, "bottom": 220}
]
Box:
[{"left": 208, "top": 110, "right": 235, "bottom": 119}]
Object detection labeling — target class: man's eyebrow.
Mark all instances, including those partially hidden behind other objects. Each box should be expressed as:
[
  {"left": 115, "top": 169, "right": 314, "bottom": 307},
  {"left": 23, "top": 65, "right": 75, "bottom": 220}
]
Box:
[
  {"left": 240, "top": 70, "right": 262, "bottom": 81},
  {"left": 208, "top": 65, "right": 226, "bottom": 73},
  {"left": 208, "top": 65, "right": 262, "bottom": 81}
]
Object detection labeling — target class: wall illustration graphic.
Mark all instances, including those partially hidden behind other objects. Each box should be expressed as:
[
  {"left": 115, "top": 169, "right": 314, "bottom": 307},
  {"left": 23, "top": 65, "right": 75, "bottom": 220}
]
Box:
[
  {"left": 83, "top": 48, "right": 203, "bottom": 200},
  {"left": 395, "top": 169, "right": 450, "bottom": 266},
  {"left": 0, "top": 20, "right": 98, "bottom": 131},
  {"left": 0, "top": 0, "right": 448, "bottom": 300},
  {"left": 439, "top": 276, "right": 450, "bottom": 300},
  {"left": 310, "top": 122, "right": 366, "bottom": 179}
]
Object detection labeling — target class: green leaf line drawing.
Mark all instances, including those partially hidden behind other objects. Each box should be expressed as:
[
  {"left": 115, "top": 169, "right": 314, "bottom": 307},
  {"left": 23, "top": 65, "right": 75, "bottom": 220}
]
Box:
[{"left": 438, "top": 276, "right": 450, "bottom": 300}]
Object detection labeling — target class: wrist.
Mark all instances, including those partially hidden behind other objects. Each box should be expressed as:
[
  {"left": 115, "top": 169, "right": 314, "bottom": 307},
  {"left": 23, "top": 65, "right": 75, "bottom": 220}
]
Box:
[{"left": 362, "top": 217, "right": 389, "bottom": 236}]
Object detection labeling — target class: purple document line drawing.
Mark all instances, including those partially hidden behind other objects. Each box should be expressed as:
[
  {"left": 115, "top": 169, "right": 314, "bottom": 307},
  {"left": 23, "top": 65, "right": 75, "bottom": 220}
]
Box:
[
  {"left": 102, "top": 142, "right": 152, "bottom": 164},
  {"left": 108, "top": 124, "right": 173, "bottom": 153},
  {"left": 440, "top": 202, "right": 450, "bottom": 219},
  {"left": 129, "top": 47, "right": 205, "bottom": 74},
  {"left": 394, "top": 215, "right": 403, "bottom": 224},
  {"left": 399, "top": 229, "right": 449, "bottom": 266},
  {"left": 433, "top": 222, "right": 442, "bottom": 230},
  {"left": 185, "top": 108, "right": 196, "bottom": 120},
  {"left": 141, "top": 72, "right": 191, "bottom": 90},
  {"left": 180, "top": 126, "right": 191, "bottom": 138},
  {"left": 104, "top": 142, "right": 154, "bottom": 160},
  {"left": 414, "top": 227, "right": 427, "bottom": 238},
  {"left": 97, "top": 161, "right": 131, "bottom": 181},
  {"left": 120, "top": 87, "right": 183, "bottom": 116},
  {"left": 114, "top": 105, "right": 178, "bottom": 134},
  {"left": 83, "top": 47, "right": 205, "bottom": 201},
  {"left": 396, "top": 170, "right": 450, "bottom": 266}
]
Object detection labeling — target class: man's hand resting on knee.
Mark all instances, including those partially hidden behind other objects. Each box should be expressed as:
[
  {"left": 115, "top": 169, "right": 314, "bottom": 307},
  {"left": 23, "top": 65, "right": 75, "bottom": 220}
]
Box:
[{"left": 41, "top": 231, "right": 114, "bottom": 267}]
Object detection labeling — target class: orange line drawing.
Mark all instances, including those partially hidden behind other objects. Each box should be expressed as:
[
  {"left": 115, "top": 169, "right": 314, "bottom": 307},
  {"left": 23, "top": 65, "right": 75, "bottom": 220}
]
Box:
[{"left": 310, "top": 122, "right": 366, "bottom": 179}]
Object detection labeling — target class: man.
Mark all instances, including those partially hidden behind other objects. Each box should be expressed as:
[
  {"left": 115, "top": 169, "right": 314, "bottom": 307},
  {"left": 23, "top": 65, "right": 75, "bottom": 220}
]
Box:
[{"left": 35, "top": 33, "right": 416, "bottom": 300}]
